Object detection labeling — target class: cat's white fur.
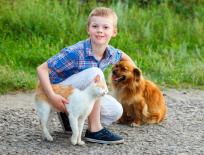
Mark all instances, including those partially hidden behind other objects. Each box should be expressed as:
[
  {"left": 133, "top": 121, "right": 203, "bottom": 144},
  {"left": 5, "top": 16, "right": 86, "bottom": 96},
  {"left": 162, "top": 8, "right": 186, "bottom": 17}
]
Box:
[{"left": 35, "top": 75, "right": 108, "bottom": 145}]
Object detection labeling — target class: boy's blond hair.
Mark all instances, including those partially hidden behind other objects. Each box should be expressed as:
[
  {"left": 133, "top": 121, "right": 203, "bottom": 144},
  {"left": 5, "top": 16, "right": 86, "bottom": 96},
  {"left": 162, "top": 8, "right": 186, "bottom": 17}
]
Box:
[{"left": 87, "top": 7, "right": 118, "bottom": 28}]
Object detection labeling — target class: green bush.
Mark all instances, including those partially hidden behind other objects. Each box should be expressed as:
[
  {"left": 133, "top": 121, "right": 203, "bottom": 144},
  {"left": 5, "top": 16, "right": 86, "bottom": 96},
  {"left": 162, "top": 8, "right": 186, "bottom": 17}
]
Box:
[{"left": 0, "top": 0, "right": 203, "bottom": 93}]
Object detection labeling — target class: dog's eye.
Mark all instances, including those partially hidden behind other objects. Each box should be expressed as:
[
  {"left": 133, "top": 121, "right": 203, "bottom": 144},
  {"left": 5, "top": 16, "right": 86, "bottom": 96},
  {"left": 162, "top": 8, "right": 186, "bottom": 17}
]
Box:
[{"left": 121, "top": 67, "right": 128, "bottom": 71}]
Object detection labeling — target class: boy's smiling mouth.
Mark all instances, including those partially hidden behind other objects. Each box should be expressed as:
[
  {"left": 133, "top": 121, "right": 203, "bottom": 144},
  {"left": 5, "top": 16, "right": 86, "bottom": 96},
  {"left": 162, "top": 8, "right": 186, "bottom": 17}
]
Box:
[{"left": 96, "top": 35, "right": 105, "bottom": 40}]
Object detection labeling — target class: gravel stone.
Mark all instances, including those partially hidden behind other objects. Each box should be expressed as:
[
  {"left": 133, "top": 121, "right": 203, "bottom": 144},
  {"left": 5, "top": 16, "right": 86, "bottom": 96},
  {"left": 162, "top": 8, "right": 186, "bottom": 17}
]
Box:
[{"left": 0, "top": 89, "right": 204, "bottom": 155}]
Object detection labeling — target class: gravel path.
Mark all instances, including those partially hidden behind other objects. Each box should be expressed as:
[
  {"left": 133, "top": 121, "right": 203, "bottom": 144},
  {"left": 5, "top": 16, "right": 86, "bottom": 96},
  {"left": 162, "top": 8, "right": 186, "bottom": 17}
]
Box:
[{"left": 0, "top": 89, "right": 204, "bottom": 155}]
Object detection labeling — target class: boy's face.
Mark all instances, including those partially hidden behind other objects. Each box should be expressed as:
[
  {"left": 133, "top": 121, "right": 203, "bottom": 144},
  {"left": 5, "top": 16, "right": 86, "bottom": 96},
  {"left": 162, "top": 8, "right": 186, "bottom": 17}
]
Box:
[{"left": 87, "top": 16, "right": 117, "bottom": 46}]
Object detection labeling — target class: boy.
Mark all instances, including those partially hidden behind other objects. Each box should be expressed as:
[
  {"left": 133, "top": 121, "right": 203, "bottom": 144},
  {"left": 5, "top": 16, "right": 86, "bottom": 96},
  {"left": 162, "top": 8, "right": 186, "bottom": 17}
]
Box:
[{"left": 37, "top": 7, "right": 135, "bottom": 144}]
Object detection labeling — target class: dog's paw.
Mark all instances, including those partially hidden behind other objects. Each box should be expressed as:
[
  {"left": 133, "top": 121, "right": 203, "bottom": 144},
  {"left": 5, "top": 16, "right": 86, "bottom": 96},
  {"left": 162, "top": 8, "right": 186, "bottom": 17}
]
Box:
[
  {"left": 118, "top": 118, "right": 126, "bottom": 124},
  {"left": 130, "top": 122, "right": 140, "bottom": 127}
]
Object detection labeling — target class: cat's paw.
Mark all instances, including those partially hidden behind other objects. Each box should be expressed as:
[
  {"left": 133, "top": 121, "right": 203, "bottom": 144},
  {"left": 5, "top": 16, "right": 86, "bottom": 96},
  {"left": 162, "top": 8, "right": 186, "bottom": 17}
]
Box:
[
  {"left": 43, "top": 135, "right": 53, "bottom": 141},
  {"left": 78, "top": 140, "right": 85, "bottom": 145},
  {"left": 71, "top": 136, "right": 77, "bottom": 145}
]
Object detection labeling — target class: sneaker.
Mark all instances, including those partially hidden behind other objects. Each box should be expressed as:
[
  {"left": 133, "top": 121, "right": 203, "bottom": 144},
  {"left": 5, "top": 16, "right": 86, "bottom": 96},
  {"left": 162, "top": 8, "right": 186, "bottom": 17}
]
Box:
[
  {"left": 84, "top": 128, "right": 124, "bottom": 144},
  {"left": 57, "top": 112, "right": 72, "bottom": 133}
]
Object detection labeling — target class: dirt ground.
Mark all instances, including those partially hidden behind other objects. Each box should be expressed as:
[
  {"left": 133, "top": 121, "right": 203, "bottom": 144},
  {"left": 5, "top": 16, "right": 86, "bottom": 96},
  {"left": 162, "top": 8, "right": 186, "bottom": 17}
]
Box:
[{"left": 0, "top": 89, "right": 204, "bottom": 155}]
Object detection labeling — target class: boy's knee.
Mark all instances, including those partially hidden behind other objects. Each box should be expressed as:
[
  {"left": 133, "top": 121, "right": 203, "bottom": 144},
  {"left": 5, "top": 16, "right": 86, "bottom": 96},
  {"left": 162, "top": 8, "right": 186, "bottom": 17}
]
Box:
[
  {"left": 86, "top": 67, "right": 106, "bottom": 84},
  {"left": 88, "top": 67, "right": 104, "bottom": 78}
]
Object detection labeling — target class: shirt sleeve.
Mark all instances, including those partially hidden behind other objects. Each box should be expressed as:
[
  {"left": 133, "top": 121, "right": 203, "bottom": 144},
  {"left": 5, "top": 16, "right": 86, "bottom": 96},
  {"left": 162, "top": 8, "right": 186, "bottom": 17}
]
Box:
[
  {"left": 47, "top": 48, "right": 77, "bottom": 74},
  {"left": 110, "top": 49, "right": 122, "bottom": 65}
]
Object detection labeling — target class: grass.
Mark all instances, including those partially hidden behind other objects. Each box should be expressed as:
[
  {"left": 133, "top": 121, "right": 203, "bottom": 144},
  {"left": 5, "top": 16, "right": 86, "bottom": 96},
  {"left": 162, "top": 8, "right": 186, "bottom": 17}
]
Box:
[{"left": 0, "top": 0, "right": 204, "bottom": 94}]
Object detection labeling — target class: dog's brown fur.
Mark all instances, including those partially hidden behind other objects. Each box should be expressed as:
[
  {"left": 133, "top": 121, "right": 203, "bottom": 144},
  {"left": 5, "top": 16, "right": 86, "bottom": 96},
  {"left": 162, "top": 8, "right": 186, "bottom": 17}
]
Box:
[{"left": 111, "top": 61, "right": 167, "bottom": 127}]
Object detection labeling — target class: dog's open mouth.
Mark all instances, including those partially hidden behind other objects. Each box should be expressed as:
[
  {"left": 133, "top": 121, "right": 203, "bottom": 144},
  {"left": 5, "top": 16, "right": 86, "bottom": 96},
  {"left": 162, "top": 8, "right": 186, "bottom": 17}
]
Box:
[{"left": 112, "top": 75, "right": 126, "bottom": 82}]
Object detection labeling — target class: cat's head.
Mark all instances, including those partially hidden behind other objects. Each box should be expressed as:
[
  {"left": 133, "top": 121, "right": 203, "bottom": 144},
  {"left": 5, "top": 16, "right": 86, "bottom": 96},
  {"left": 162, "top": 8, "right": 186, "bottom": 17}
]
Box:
[{"left": 89, "top": 75, "right": 108, "bottom": 97}]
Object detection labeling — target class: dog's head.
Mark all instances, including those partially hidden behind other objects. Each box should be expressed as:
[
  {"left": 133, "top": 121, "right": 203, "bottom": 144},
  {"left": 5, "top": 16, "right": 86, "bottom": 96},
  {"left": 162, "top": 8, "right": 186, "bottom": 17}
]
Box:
[{"left": 111, "top": 61, "right": 142, "bottom": 85}]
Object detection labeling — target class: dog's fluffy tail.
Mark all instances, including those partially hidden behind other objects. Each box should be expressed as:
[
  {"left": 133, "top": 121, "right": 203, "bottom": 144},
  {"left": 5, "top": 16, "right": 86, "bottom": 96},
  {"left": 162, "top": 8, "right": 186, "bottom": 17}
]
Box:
[{"left": 142, "top": 104, "right": 166, "bottom": 124}]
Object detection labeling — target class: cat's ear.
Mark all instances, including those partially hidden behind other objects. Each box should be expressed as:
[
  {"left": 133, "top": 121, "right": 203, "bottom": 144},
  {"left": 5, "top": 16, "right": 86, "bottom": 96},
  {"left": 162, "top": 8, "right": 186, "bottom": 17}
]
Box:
[{"left": 94, "top": 74, "right": 100, "bottom": 83}]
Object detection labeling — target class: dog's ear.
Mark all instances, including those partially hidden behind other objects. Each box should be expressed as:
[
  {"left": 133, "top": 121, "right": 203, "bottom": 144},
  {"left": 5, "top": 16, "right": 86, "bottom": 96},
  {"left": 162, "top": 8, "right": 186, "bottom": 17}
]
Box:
[{"left": 134, "top": 68, "right": 141, "bottom": 81}]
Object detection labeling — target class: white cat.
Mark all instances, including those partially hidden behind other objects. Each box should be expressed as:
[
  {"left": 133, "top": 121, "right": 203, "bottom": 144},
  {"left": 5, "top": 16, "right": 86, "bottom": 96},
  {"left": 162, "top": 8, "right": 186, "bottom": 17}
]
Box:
[{"left": 35, "top": 75, "right": 108, "bottom": 145}]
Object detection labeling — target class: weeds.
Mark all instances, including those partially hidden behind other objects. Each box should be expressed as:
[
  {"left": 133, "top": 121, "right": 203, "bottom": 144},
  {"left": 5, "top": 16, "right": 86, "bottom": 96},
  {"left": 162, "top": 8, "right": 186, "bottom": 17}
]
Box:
[{"left": 0, "top": 0, "right": 203, "bottom": 93}]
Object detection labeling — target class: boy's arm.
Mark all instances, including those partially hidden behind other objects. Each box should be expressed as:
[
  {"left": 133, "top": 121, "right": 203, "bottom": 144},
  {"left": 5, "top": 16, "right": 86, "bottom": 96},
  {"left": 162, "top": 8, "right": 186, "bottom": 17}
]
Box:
[
  {"left": 121, "top": 52, "right": 136, "bottom": 67},
  {"left": 37, "top": 62, "right": 55, "bottom": 97},
  {"left": 37, "top": 62, "right": 67, "bottom": 112}
]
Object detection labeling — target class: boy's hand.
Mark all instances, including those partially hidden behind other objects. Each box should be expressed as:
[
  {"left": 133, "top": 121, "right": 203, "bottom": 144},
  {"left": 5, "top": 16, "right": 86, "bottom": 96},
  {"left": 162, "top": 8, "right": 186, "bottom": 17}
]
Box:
[{"left": 48, "top": 93, "right": 68, "bottom": 113}]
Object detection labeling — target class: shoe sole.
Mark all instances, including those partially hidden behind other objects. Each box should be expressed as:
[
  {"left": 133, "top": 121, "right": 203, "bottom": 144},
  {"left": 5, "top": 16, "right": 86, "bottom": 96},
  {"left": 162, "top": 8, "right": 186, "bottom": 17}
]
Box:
[{"left": 84, "top": 137, "right": 124, "bottom": 144}]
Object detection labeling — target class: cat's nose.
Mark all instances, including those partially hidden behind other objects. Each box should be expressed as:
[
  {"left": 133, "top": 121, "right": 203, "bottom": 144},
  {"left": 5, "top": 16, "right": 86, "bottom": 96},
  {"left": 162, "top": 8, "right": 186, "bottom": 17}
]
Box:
[
  {"left": 103, "top": 89, "right": 108, "bottom": 95},
  {"left": 101, "top": 91, "right": 106, "bottom": 96}
]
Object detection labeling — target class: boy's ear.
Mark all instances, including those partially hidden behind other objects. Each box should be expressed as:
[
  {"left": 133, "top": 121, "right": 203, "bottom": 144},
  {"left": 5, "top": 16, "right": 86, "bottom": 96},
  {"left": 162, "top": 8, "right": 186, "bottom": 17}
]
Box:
[
  {"left": 87, "top": 26, "right": 89, "bottom": 35},
  {"left": 112, "top": 28, "right": 117, "bottom": 37},
  {"left": 94, "top": 74, "right": 100, "bottom": 83}
]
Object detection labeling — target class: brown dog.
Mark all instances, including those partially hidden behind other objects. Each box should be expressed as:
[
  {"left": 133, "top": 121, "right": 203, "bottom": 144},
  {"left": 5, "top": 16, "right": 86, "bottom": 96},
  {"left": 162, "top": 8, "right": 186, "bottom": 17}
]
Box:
[{"left": 111, "top": 61, "right": 167, "bottom": 127}]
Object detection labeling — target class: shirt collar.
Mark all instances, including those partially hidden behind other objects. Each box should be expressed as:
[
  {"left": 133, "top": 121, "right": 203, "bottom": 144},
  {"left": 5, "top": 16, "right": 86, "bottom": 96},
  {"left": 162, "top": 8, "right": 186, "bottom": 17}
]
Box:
[{"left": 84, "top": 38, "right": 114, "bottom": 59}]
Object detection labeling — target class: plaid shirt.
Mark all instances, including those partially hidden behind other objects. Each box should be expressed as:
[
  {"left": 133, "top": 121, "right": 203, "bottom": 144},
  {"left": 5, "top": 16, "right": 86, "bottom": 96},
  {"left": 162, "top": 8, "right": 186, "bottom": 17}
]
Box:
[{"left": 47, "top": 38, "right": 122, "bottom": 84}]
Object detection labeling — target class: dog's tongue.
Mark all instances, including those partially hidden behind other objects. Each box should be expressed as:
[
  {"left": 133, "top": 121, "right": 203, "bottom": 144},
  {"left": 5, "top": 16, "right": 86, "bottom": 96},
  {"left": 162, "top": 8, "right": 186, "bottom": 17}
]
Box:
[{"left": 112, "top": 75, "right": 120, "bottom": 81}]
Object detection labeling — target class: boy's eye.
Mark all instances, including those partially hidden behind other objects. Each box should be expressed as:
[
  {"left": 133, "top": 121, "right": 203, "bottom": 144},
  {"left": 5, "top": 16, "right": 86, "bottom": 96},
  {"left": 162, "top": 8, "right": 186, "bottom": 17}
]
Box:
[
  {"left": 104, "top": 26, "right": 109, "bottom": 29},
  {"left": 92, "top": 25, "right": 98, "bottom": 28}
]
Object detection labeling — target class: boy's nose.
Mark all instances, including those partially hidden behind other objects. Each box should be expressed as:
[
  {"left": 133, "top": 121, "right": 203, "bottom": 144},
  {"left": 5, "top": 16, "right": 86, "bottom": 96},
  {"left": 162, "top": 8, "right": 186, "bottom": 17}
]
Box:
[
  {"left": 97, "top": 30, "right": 102, "bottom": 34},
  {"left": 97, "top": 27, "right": 103, "bottom": 33}
]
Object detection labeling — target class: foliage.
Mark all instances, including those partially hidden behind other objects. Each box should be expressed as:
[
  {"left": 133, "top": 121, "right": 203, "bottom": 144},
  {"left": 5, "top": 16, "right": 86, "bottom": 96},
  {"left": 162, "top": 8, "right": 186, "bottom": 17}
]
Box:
[{"left": 0, "top": 0, "right": 204, "bottom": 93}]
